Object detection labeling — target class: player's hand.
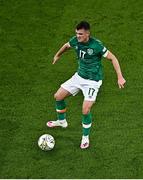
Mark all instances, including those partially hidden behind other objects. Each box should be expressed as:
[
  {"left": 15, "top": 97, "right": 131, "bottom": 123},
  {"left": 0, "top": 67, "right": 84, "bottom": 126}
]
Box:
[
  {"left": 52, "top": 55, "right": 60, "bottom": 64},
  {"left": 118, "top": 77, "right": 126, "bottom": 89}
]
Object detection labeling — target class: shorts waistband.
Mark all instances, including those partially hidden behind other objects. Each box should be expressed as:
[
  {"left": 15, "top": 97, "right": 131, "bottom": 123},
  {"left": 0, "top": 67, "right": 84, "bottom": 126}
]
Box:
[{"left": 77, "top": 72, "right": 100, "bottom": 82}]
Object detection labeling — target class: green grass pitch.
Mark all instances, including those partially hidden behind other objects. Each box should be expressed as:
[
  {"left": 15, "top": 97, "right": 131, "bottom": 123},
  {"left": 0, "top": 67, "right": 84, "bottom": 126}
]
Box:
[{"left": 0, "top": 0, "right": 143, "bottom": 178}]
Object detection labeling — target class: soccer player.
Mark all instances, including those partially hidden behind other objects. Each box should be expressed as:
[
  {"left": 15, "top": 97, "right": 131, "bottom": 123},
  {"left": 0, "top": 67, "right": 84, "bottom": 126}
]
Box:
[{"left": 47, "top": 21, "right": 126, "bottom": 149}]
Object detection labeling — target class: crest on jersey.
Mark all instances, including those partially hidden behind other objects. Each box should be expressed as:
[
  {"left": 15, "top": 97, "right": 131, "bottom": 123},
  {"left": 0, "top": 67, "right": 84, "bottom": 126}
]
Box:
[{"left": 87, "top": 48, "right": 94, "bottom": 55}]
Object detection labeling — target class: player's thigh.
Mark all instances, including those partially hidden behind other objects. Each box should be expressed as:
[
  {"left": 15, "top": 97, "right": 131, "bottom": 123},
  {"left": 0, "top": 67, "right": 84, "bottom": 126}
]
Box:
[
  {"left": 61, "top": 73, "right": 80, "bottom": 96},
  {"left": 82, "top": 100, "right": 95, "bottom": 114},
  {"left": 54, "top": 87, "right": 71, "bottom": 100}
]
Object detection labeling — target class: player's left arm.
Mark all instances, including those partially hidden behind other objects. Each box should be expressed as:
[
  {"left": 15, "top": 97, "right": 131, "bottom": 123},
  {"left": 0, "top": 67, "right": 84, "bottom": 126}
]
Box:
[{"left": 105, "top": 50, "right": 126, "bottom": 89}]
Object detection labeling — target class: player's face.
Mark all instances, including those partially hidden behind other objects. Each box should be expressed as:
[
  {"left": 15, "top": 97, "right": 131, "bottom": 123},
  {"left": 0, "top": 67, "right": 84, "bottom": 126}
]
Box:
[{"left": 76, "top": 29, "right": 90, "bottom": 43}]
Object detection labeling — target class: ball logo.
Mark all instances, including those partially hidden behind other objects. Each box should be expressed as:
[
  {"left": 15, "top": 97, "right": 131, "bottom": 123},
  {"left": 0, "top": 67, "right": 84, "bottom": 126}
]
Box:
[{"left": 87, "top": 48, "right": 93, "bottom": 55}]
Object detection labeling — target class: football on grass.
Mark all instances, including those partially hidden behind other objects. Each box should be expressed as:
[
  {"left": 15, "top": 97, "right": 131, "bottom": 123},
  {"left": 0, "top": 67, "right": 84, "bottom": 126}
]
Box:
[{"left": 38, "top": 134, "right": 55, "bottom": 151}]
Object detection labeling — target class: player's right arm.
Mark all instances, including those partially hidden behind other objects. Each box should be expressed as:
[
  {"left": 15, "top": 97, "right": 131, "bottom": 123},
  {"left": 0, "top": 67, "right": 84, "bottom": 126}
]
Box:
[{"left": 52, "top": 42, "right": 71, "bottom": 64}]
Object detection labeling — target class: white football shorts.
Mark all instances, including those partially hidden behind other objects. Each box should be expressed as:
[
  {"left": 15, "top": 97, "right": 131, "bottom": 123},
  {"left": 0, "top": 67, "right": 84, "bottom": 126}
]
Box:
[{"left": 61, "top": 72, "right": 102, "bottom": 101}]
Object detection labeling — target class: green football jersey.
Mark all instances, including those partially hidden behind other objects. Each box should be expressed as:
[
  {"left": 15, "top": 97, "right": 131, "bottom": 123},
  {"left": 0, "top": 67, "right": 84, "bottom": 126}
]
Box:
[{"left": 69, "top": 36, "right": 108, "bottom": 81}]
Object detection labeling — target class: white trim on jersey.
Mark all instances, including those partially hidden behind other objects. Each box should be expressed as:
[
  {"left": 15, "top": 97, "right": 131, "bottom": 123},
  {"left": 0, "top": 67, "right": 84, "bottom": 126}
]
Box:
[
  {"left": 103, "top": 50, "right": 109, "bottom": 58},
  {"left": 103, "top": 47, "right": 107, "bottom": 52}
]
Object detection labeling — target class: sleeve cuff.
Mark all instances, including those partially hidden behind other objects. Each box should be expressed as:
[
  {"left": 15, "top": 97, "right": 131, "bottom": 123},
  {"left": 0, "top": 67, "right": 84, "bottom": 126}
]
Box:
[{"left": 103, "top": 50, "right": 109, "bottom": 57}]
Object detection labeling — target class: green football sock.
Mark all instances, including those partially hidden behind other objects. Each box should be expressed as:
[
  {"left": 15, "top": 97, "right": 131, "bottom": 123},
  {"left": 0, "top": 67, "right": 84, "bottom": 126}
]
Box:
[
  {"left": 56, "top": 100, "right": 66, "bottom": 121},
  {"left": 82, "top": 113, "right": 92, "bottom": 136}
]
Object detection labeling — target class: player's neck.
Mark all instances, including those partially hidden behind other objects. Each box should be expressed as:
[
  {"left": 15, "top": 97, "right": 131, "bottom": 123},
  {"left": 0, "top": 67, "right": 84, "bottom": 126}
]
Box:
[{"left": 82, "top": 37, "right": 90, "bottom": 43}]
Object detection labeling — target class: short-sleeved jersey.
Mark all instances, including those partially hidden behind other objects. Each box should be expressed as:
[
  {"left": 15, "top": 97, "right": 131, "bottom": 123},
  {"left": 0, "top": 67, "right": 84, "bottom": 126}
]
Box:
[{"left": 69, "top": 36, "right": 108, "bottom": 81}]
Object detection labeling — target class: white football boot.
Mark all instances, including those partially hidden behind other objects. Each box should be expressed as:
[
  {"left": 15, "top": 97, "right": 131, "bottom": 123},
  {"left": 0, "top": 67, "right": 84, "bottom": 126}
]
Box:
[
  {"left": 80, "top": 135, "right": 90, "bottom": 149},
  {"left": 46, "top": 119, "right": 68, "bottom": 128}
]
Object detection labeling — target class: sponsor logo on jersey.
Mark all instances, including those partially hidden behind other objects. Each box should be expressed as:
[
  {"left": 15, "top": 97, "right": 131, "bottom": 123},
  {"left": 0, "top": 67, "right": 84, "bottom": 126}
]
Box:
[{"left": 87, "top": 48, "right": 94, "bottom": 55}]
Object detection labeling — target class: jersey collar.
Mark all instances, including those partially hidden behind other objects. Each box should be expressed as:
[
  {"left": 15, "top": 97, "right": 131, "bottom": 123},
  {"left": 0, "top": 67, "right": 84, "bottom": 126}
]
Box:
[{"left": 79, "top": 37, "right": 91, "bottom": 46}]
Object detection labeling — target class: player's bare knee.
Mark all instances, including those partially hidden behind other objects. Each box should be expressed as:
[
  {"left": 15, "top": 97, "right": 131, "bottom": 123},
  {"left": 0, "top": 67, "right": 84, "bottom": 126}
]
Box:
[
  {"left": 54, "top": 92, "right": 60, "bottom": 100},
  {"left": 54, "top": 92, "right": 65, "bottom": 101},
  {"left": 82, "top": 107, "right": 90, "bottom": 115}
]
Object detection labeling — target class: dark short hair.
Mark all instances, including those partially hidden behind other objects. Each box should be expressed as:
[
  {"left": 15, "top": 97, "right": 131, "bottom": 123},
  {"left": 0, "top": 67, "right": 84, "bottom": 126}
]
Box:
[{"left": 76, "top": 21, "right": 90, "bottom": 30}]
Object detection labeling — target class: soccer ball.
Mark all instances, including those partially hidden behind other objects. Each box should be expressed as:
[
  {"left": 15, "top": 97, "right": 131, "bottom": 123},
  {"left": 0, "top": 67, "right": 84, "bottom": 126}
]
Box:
[{"left": 38, "top": 134, "right": 55, "bottom": 151}]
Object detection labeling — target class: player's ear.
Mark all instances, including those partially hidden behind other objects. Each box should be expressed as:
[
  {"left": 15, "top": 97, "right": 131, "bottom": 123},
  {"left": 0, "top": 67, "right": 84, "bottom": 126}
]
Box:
[{"left": 86, "top": 30, "right": 90, "bottom": 36}]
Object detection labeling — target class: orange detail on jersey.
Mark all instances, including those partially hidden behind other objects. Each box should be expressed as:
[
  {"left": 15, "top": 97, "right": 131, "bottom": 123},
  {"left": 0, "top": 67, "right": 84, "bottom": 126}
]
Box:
[{"left": 56, "top": 108, "right": 67, "bottom": 113}]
